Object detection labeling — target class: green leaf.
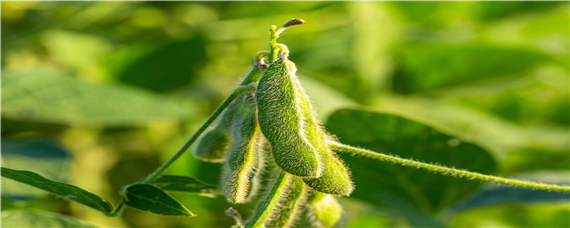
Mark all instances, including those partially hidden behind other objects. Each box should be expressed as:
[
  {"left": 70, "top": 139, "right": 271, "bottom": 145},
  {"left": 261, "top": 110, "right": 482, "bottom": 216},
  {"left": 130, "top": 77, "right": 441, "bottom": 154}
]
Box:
[
  {"left": 325, "top": 108, "right": 497, "bottom": 215},
  {"left": 446, "top": 171, "right": 570, "bottom": 213},
  {"left": 1, "top": 137, "right": 70, "bottom": 201},
  {"left": 1, "top": 209, "right": 101, "bottom": 228},
  {"left": 123, "top": 184, "right": 194, "bottom": 216},
  {"left": 446, "top": 185, "right": 570, "bottom": 214},
  {"left": 0, "top": 167, "right": 113, "bottom": 215},
  {"left": 152, "top": 175, "right": 220, "bottom": 198},
  {"left": 297, "top": 74, "right": 356, "bottom": 119},
  {"left": 392, "top": 43, "right": 552, "bottom": 94},
  {"left": 1, "top": 68, "right": 195, "bottom": 126},
  {"left": 377, "top": 194, "right": 444, "bottom": 228},
  {"left": 101, "top": 38, "right": 207, "bottom": 92}
]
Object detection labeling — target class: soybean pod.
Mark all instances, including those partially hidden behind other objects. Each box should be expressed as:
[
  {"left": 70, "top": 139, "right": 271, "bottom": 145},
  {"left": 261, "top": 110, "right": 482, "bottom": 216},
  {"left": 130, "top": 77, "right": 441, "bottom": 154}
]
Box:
[
  {"left": 256, "top": 56, "right": 321, "bottom": 178},
  {"left": 222, "top": 94, "right": 263, "bottom": 203}
]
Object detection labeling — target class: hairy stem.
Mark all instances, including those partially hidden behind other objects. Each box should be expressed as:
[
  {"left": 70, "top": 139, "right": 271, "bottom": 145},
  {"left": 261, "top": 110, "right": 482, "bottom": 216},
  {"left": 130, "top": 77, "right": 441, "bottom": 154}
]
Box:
[
  {"left": 327, "top": 141, "right": 570, "bottom": 193},
  {"left": 109, "top": 85, "right": 255, "bottom": 216},
  {"left": 246, "top": 171, "right": 290, "bottom": 228},
  {"left": 143, "top": 85, "right": 255, "bottom": 183}
]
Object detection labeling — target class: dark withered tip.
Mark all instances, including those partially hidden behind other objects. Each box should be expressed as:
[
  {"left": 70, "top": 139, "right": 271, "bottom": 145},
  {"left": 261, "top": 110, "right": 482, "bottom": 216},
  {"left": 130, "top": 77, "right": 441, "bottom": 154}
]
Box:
[{"left": 282, "top": 19, "right": 306, "bottom": 28}]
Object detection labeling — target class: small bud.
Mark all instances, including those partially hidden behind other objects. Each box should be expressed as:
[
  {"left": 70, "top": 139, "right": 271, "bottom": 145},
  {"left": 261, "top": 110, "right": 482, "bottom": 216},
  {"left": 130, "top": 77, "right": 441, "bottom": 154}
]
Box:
[
  {"left": 225, "top": 207, "right": 244, "bottom": 228},
  {"left": 282, "top": 19, "right": 306, "bottom": 28},
  {"left": 256, "top": 56, "right": 322, "bottom": 177},
  {"left": 308, "top": 191, "right": 343, "bottom": 228}
]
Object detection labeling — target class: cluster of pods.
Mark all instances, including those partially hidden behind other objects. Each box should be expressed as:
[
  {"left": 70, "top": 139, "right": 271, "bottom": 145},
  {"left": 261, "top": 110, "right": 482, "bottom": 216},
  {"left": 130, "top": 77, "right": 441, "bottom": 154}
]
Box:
[{"left": 193, "top": 53, "right": 353, "bottom": 228}]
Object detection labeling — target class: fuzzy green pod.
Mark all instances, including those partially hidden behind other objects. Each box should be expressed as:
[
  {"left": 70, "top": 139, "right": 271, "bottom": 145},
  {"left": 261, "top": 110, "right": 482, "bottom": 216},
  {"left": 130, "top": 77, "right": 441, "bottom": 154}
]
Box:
[
  {"left": 302, "top": 147, "right": 353, "bottom": 196},
  {"left": 265, "top": 177, "right": 307, "bottom": 228},
  {"left": 308, "top": 191, "right": 343, "bottom": 228},
  {"left": 222, "top": 94, "right": 263, "bottom": 203},
  {"left": 256, "top": 56, "right": 321, "bottom": 177},
  {"left": 192, "top": 100, "right": 240, "bottom": 162}
]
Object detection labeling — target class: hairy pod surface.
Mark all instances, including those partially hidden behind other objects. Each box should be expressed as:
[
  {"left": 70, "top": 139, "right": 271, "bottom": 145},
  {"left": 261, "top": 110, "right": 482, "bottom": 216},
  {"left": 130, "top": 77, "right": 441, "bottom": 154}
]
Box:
[
  {"left": 302, "top": 147, "right": 353, "bottom": 196},
  {"left": 308, "top": 191, "right": 343, "bottom": 228},
  {"left": 265, "top": 177, "right": 307, "bottom": 228},
  {"left": 256, "top": 56, "right": 321, "bottom": 177},
  {"left": 222, "top": 94, "right": 262, "bottom": 203},
  {"left": 192, "top": 98, "right": 241, "bottom": 163}
]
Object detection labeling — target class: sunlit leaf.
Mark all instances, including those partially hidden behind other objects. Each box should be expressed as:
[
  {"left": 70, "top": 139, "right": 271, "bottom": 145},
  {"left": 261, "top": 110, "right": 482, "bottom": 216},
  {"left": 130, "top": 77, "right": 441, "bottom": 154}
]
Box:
[
  {"left": 326, "top": 108, "right": 497, "bottom": 216},
  {"left": 1, "top": 210, "right": 101, "bottom": 228},
  {"left": 392, "top": 43, "right": 551, "bottom": 94},
  {"left": 123, "top": 184, "right": 194, "bottom": 216},
  {"left": 0, "top": 167, "right": 113, "bottom": 215},
  {"left": 1, "top": 68, "right": 195, "bottom": 126}
]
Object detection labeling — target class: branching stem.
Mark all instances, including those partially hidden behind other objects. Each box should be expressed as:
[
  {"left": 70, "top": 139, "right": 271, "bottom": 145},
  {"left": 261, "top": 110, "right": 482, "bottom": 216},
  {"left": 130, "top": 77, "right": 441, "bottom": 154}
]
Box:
[
  {"left": 327, "top": 141, "right": 570, "bottom": 193},
  {"left": 109, "top": 85, "right": 255, "bottom": 216}
]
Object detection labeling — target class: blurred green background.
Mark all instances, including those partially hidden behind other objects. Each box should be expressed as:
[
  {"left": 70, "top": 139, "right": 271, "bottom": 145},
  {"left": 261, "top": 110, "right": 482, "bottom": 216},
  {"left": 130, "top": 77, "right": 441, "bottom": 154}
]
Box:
[{"left": 1, "top": 1, "right": 569, "bottom": 227}]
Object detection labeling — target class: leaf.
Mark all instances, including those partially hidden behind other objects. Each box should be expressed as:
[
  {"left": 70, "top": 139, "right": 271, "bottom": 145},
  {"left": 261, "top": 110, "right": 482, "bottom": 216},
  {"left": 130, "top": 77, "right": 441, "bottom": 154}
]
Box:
[
  {"left": 325, "top": 108, "right": 497, "bottom": 215},
  {"left": 152, "top": 175, "right": 220, "bottom": 198},
  {"left": 297, "top": 74, "right": 356, "bottom": 119},
  {"left": 123, "top": 184, "right": 194, "bottom": 216},
  {"left": 1, "top": 68, "right": 196, "bottom": 126},
  {"left": 392, "top": 43, "right": 552, "bottom": 94},
  {"left": 1, "top": 210, "right": 101, "bottom": 228},
  {"left": 101, "top": 38, "right": 207, "bottom": 92},
  {"left": 446, "top": 185, "right": 570, "bottom": 214},
  {"left": 376, "top": 194, "right": 444, "bottom": 228},
  {"left": 1, "top": 137, "right": 70, "bottom": 201},
  {"left": 0, "top": 167, "right": 113, "bottom": 215},
  {"left": 445, "top": 171, "right": 570, "bottom": 213}
]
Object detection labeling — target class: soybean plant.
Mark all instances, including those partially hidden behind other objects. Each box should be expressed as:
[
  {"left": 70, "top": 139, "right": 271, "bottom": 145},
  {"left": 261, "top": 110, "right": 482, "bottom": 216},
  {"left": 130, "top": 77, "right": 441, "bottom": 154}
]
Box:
[{"left": 2, "top": 19, "right": 569, "bottom": 228}]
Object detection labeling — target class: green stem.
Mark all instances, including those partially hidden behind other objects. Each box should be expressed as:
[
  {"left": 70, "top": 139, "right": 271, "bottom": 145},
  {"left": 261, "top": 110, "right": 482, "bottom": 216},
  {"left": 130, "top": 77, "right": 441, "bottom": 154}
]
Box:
[
  {"left": 268, "top": 25, "right": 278, "bottom": 62},
  {"left": 143, "top": 85, "right": 255, "bottom": 183},
  {"left": 246, "top": 171, "right": 290, "bottom": 228},
  {"left": 109, "top": 85, "right": 255, "bottom": 217},
  {"left": 109, "top": 199, "right": 125, "bottom": 217},
  {"left": 327, "top": 141, "right": 570, "bottom": 193}
]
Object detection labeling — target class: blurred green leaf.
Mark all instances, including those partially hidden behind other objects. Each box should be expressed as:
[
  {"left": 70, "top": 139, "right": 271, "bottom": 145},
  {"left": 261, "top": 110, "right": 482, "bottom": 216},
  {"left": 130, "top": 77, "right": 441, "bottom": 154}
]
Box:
[
  {"left": 297, "top": 74, "right": 356, "bottom": 118},
  {"left": 1, "top": 210, "right": 101, "bottom": 228},
  {"left": 326, "top": 108, "right": 497, "bottom": 215},
  {"left": 446, "top": 185, "right": 570, "bottom": 214},
  {"left": 392, "top": 43, "right": 551, "bottom": 94},
  {"left": 1, "top": 68, "right": 195, "bottom": 126},
  {"left": 474, "top": 1, "right": 565, "bottom": 21},
  {"left": 42, "top": 30, "right": 112, "bottom": 76},
  {"left": 152, "top": 175, "right": 220, "bottom": 198},
  {"left": 380, "top": 96, "right": 569, "bottom": 157},
  {"left": 377, "top": 194, "right": 444, "bottom": 228},
  {"left": 124, "top": 184, "right": 194, "bottom": 216},
  {"left": 1, "top": 137, "right": 70, "bottom": 201},
  {"left": 0, "top": 167, "right": 113, "bottom": 215},
  {"left": 101, "top": 38, "right": 207, "bottom": 92}
]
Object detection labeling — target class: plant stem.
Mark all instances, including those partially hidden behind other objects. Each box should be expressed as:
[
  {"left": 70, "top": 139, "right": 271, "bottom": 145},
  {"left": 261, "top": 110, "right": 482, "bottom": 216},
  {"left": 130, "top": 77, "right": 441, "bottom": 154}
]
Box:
[
  {"left": 327, "top": 141, "right": 570, "bottom": 193},
  {"left": 143, "top": 85, "right": 255, "bottom": 183},
  {"left": 109, "top": 85, "right": 255, "bottom": 217},
  {"left": 268, "top": 25, "right": 278, "bottom": 62},
  {"left": 246, "top": 171, "right": 290, "bottom": 228},
  {"left": 109, "top": 199, "right": 125, "bottom": 217}
]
